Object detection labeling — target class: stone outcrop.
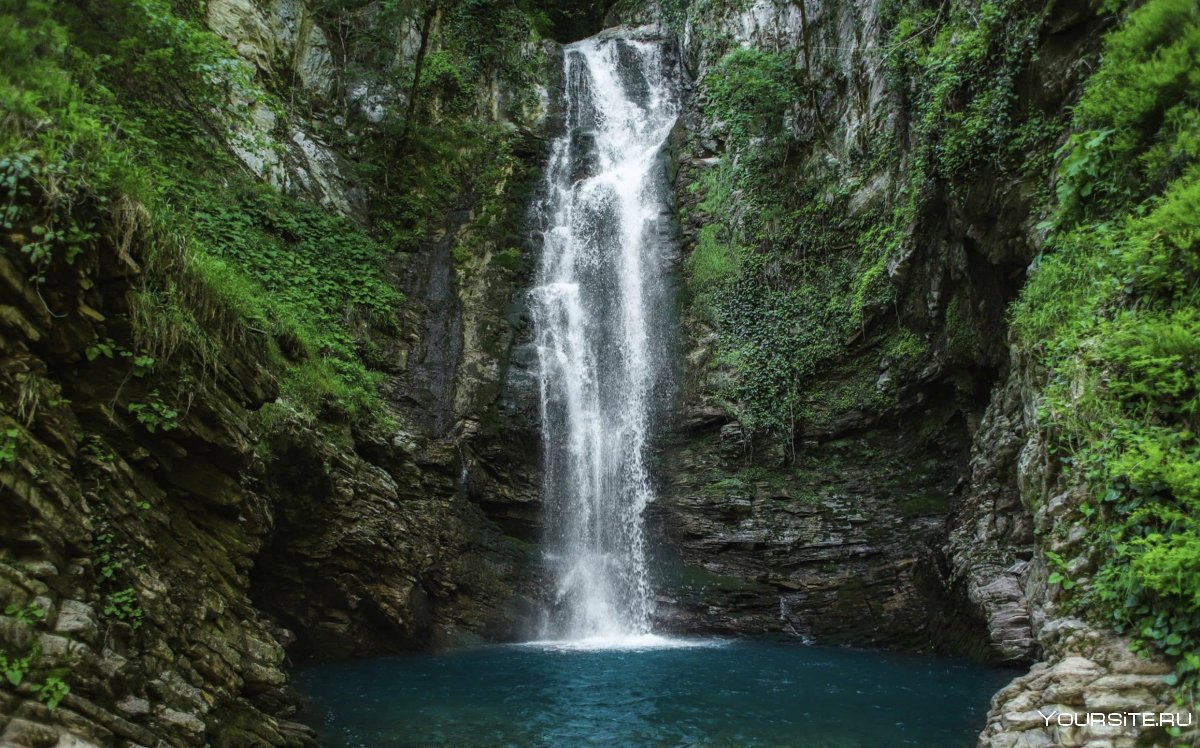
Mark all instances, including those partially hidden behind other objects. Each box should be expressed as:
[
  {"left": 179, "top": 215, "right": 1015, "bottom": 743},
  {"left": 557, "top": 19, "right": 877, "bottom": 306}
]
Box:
[
  {"left": 650, "top": 415, "right": 968, "bottom": 649},
  {"left": 0, "top": 0, "right": 554, "bottom": 744},
  {"left": 639, "top": 0, "right": 1028, "bottom": 653},
  {"left": 980, "top": 624, "right": 1197, "bottom": 748},
  {"left": 0, "top": 206, "right": 315, "bottom": 745},
  {"left": 960, "top": 356, "right": 1200, "bottom": 746},
  {"left": 0, "top": 154, "right": 536, "bottom": 748},
  {"left": 936, "top": 371, "right": 1037, "bottom": 663},
  {"left": 3, "top": 1, "right": 1195, "bottom": 746},
  {"left": 628, "top": 0, "right": 1198, "bottom": 744}
]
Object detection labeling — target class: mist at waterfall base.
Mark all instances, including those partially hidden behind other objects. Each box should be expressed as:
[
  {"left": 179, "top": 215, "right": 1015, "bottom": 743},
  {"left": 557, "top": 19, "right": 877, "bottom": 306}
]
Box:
[
  {"left": 295, "top": 28, "right": 1015, "bottom": 747},
  {"left": 296, "top": 642, "right": 1014, "bottom": 747}
]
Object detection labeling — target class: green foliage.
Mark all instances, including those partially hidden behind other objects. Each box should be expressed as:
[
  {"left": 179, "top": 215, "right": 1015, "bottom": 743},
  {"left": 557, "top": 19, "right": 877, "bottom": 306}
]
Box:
[
  {"left": 944, "top": 294, "right": 981, "bottom": 361},
  {"left": 103, "top": 588, "right": 144, "bottom": 629},
  {"left": 687, "top": 166, "right": 746, "bottom": 300},
  {"left": 183, "top": 175, "right": 403, "bottom": 418},
  {"left": 92, "top": 530, "right": 145, "bottom": 629},
  {"left": 682, "top": 154, "right": 902, "bottom": 434},
  {"left": 126, "top": 390, "right": 180, "bottom": 433},
  {"left": 1055, "top": 0, "right": 1200, "bottom": 223},
  {"left": 0, "top": 154, "right": 98, "bottom": 285},
  {"left": 883, "top": 0, "right": 1044, "bottom": 180},
  {"left": 712, "top": 271, "right": 849, "bottom": 433},
  {"left": 0, "top": 645, "right": 36, "bottom": 687},
  {"left": 309, "top": 0, "right": 548, "bottom": 255},
  {"left": 418, "top": 49, "right": 473, "bottom": 115},
  {"left": 1009, "top": 0, "right": 1200, "bottom": 695},
  {"left": 706, "top": 48, "right": 797, "bottom": 151},
  {"left": 1, "top": 148, "right": 97, "bottom": 280},
  {"left": 85, "top": 339, "right": 117, "bottom": 362},
  {"left": 0, "top": 643, "right": 68, "bottom": 710},
  {"left": 0, "top": 426, "right": 19, "bottom": 465},
  {"left": 1045, "top": 550, "right": 1078, "bottom": 591},
  {"left": 4, "top": 601, "right": 46, "bottom": 626},
  {"left": 688, "top": 225, "right": 744, "bottom": 291},
  {"left": 886, "top": 329, "right": 927, "bottom": 363},
  {"left": 94, "top": 533, "right": 124, "bottom": 581},
  {"left": 86, "top": 339, "right": 158, "bottom": 376},
  {"left": 702, "top": 474, "right": 751, "bottom": 496},
  {"left": 442, "top": 0, "right": 549, "bottom": 87},
  {"left": 491, "top": 247, "right": 524, "bottom": 271},
  {"left": 657, "top": 0, "right": 692, "bottom": 32},
  {"left": 0, "top": 0, "right": 414, "bottom": 425},
  {"left": 32, "top": 676, "right": 69, "bottom": 710},
  {"left": 682, "top": 0, "right": 1057, "bottom": 439},
  {"left": 132, "top": 355, "right": 156, "bottom": 378}
]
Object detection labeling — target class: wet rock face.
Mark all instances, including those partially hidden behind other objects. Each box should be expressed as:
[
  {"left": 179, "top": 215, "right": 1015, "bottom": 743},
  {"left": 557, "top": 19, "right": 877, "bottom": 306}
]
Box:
[
  {"left": 650, "top": 420, "right": 969, "bottom": 649},
  {"left": 641, "top": 0, "right": 1019, "bottom": 654},
  {"left": 250, "top": 423, "right": 533, "bottom": 658},
  {"left": 0, "top": 1, "right": 550, "bottom": 743},
  {"left": 935, "top": 372, "right": 1038, "bottom": 665},
  {"left": 640, "top": 1, "right": 1196, "bottom": 742},
  {"left": 0, "top": 183, "right": 537, "bottom": 747},
  {"left": 0, "top": 223, "right": 312, "bottom": 745}
]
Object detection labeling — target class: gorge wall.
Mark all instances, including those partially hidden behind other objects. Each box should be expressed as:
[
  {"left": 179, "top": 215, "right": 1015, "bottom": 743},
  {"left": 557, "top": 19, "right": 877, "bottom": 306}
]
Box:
[
  {"left": 622, "top": 0, "right": 1092, "bottom": 654},
  {"left": 2, "top": 0, "right": 1198, "bottom": 747},
  {"left": 0, "top": 0, "right": 580, "bottom": 744},
  {"left": 626, "top": 0, "right": 1200, "bottom": 745}
]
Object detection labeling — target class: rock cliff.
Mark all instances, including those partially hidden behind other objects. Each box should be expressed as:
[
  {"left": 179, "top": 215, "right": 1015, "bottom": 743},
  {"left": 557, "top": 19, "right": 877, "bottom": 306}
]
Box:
[
  {"left": 619, "top": 0, "right": 1200, "bottom": 744},
  {"left": 0, "top": 0, "right": 562, "bottom": 744},
  {"left": 3, "top": 0, "right": 1198, "bottom": 746}
]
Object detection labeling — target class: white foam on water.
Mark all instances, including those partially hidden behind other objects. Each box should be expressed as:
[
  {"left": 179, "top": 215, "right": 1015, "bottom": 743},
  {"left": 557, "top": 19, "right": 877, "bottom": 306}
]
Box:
[{"left": 519, "top": 634, "right": 726, "bottom": 653}]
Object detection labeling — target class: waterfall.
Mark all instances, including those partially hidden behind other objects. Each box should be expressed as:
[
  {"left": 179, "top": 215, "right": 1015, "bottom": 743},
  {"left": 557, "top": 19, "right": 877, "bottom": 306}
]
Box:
[{"left": 532, "top": 28, "right": 679, "bottom": 642}]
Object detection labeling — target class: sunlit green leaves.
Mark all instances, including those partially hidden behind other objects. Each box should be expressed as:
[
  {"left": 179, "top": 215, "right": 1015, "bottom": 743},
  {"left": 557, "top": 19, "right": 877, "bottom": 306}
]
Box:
[{"left": 1010, "top": 0, "right": 1200, "bottom": 695}]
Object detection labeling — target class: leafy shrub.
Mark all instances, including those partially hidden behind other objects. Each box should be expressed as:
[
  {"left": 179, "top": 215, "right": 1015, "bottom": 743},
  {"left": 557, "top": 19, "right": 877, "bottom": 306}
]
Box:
[
  {"left": 0, "top": 427, "right": 18, "bottom": 465},
  {"left": 32, "top": 676, "right": 69, "bottom": 710},
  {"left": 706, "top": 48, "right": 797, "bottom": 150},
  {"left": 1010, "top": 0, "right": 1200, "bottom": 695},
  {"left": 103, "top": 588, "right": 144, "bottom": 629},
  {"left": 127, "top": 391, "right": 180, "bottom": 433},
  {"left": 0, "top": 0, "right": 412, "bottom": 424},
  {"left": 0, "top": 646, "right": 35, "bottom": 687},
  {"left": 4, "top": 601, "right": 46, "bottom": 626}
]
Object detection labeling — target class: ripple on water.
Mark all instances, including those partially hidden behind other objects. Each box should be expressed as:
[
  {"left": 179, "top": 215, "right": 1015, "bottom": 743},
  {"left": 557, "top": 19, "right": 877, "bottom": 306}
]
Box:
[{"left": 295, "top": 640, "right": 1016, "bottom": 748}]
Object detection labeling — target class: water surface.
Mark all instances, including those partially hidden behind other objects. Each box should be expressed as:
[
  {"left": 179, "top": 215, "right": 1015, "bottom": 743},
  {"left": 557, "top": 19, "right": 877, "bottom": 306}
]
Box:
[{"left": 296, "top": 640, "right": 1013, "bottom": 747}]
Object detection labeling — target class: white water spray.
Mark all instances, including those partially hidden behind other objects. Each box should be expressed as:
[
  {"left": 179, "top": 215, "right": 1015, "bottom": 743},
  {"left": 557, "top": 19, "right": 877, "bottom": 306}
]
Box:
[{"left": 532, "top": 28, "right": 679, "bottom": 643}]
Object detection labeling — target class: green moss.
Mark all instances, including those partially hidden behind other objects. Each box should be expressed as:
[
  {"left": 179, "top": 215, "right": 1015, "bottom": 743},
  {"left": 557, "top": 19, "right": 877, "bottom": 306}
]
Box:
[
  {"left": 945, "top": 294, "right": 981, "bottom": 362},
  {"left": 689, "top": 224, "right": 744, "bottom": 289},
  {"left": 1008, "top": 0, "right": 1200, "bottom": 695},
  {"left": 886, "top": 328, "right": 927, "bottom": 363},
  {"left": 897, "top": 491, "right": 950, "bottom": 518},
  {"left": 702, "top": 475, "right": 752, "bottom": 497},
  {"left": 705, "top": 47, "right": 797, "bottom": 151}
]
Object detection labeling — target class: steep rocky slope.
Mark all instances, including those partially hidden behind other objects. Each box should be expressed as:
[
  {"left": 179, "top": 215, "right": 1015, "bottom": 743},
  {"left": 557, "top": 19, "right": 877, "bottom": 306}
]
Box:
[
  {"left": 0, "top": 0, "right": 580, "bottom": 744},
  {"left": 624, "top": 0, "right": 1096, "bottom": 656},
  {"left": 2, "top": 0, "right": 1198, "bottom": 746},
  {"left": 617, "top": 0, "right": 1200, "bottom": 744}
]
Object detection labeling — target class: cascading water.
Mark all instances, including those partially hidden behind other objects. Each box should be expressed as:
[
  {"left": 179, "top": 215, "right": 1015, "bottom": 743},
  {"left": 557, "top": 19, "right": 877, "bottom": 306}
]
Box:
[
  {"left": 531, "top": 28, "right": 680, "bottom": 643},
  {"left": 296, "top": 28, "right": 1024, "bottom": 748}
]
